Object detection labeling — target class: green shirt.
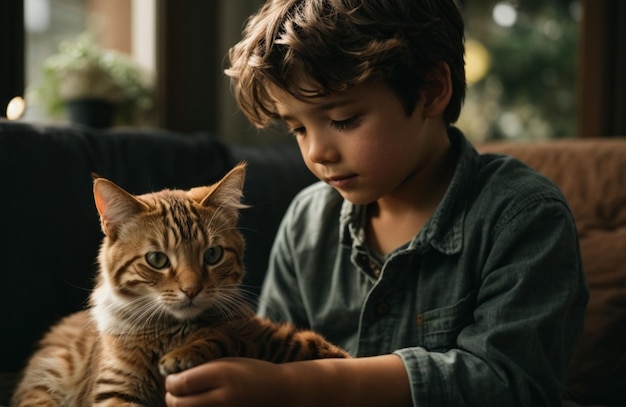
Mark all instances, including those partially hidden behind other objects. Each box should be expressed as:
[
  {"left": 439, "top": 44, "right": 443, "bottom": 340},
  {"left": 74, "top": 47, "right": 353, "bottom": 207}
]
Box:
[{"left": 258, "top": 128, "right": 588, "bottom": 406}]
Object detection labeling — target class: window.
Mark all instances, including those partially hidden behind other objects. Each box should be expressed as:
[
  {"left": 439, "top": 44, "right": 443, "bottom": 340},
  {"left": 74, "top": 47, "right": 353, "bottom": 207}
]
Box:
[
  {"left": 459, "top": 0, "right": 580, "bottom": 143},
  {"left": 23, "top": 0, "right": 88, "bottom": 121}
]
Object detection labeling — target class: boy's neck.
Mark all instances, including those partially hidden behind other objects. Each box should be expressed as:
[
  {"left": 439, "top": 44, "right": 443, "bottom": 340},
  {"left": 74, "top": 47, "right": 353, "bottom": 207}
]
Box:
[{"left": 366, "top": 138, "right": 458, "bottom": 255}]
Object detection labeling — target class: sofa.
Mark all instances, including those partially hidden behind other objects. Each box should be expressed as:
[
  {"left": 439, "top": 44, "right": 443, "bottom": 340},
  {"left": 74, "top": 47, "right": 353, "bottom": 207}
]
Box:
[{"left": 0, "top": 119, "right": 624, "bottom": 406}]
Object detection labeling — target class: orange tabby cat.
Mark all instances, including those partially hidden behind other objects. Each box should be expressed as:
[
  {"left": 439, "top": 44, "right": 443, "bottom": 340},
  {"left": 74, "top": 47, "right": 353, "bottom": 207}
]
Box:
[{"left": 11, "top": 163, "right": 348, "bottom": 407}]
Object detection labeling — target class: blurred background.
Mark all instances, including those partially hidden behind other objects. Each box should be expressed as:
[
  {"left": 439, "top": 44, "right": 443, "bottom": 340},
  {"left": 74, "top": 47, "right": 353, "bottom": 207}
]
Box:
[{"left": 1, "top": 0, "right": 624, "bottom": 144}]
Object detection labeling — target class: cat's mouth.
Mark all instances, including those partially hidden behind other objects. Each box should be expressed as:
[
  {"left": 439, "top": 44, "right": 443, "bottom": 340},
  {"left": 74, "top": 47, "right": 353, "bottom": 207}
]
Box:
[{"left": 168, "top": 298, "right": 206, "bottom": 320}]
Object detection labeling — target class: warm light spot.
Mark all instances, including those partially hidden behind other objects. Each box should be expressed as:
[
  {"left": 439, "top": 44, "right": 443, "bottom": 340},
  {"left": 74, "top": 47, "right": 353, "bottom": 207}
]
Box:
[
  {"left": 465, "top": 39, "right": 491, "bottom": 85},
  {"left": 6, "top": 96, "right": 26, "bottom": 120}
]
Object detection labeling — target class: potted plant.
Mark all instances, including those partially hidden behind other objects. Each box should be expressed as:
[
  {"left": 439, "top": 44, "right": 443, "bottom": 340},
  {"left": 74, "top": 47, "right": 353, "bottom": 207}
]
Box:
[{"left": 31, "top": 33, "right": 154, "bottom": 128}]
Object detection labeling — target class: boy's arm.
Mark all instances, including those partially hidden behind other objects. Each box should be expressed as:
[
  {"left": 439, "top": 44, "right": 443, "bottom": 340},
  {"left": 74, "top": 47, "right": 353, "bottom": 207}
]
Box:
[
  {"left": 282, "top": 355, "right": 412, "bottom": 407},
  {"left": 165, "top": 355, "right": 413, "bottom": 407}
]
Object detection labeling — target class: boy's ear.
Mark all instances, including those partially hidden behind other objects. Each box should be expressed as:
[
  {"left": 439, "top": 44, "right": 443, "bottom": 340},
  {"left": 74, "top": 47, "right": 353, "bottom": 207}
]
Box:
[{"left": 421, "top": 63, "right": 453, "bottom": 119}]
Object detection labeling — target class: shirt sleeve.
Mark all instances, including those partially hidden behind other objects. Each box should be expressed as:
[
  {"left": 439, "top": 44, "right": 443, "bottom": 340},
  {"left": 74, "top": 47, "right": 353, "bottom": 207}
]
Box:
[{"left": 394, "top": 198, "right": 588, "bottom": 406}]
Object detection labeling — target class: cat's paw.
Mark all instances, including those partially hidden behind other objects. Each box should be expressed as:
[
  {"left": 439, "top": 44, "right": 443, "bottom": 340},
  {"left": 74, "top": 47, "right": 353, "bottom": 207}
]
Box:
[{"left": 158, "top": 350, "right": 205, "bottom": 376}]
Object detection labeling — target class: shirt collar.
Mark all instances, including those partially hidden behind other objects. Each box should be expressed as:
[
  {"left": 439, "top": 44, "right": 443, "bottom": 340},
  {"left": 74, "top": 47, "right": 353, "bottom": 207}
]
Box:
[{"left": 339, "top": 127, "right": 480, "bottom": 256}]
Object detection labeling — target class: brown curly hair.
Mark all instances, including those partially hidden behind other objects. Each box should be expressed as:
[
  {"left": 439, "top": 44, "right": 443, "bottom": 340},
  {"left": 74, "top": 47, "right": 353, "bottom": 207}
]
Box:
[{"left": 225, "top": 0, "right": 465, "bottom": 128}]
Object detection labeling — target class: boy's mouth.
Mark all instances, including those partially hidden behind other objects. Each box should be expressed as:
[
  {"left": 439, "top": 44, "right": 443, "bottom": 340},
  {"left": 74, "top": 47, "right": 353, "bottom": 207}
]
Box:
[{"left": 327, "top": 174, "right": 357, "bottom": 188}]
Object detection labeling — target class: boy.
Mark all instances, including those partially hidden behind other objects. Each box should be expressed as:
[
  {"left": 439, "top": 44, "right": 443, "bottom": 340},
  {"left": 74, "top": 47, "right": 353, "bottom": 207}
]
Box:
[{"left": 166, "top": 0, "right": 588, "bottom": 406}]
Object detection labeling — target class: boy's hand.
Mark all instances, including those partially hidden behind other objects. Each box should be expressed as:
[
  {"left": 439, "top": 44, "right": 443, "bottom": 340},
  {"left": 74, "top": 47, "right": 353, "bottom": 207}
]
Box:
[{"left": 165, "top": 357, "right": 290, "bottom": 407}]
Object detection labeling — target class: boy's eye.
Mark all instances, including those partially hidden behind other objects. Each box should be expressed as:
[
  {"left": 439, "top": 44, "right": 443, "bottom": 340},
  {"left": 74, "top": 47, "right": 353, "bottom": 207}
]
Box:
[
  {"left": 290, "top": 126, "right": 306, "bottom": 137},
  {"left": 330, "top": 115, "right": 362, "bottom": 131}
]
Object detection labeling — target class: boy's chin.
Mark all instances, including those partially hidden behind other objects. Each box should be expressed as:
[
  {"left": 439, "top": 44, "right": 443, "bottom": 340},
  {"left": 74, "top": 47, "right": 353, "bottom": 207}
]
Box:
[{"left": 334, "top": 189, "right": 378, "bottom": 206}]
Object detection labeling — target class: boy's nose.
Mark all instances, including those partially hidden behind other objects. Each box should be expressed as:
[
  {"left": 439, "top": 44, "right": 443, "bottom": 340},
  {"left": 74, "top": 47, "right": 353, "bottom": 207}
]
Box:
[{"left": 307, "top": 131, "right": 339, "bottom": 164}]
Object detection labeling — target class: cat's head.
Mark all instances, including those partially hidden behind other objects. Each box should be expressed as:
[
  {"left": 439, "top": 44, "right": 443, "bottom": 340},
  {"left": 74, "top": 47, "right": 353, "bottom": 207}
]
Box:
[{"left": 91, "top": 163, "right": 249, "bottom": 323}]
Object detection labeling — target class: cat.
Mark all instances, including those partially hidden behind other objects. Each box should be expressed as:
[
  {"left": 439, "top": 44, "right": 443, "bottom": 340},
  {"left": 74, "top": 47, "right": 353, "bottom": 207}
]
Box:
[{"left": 11, "top": 162, "right": 348, "bottom": 407}]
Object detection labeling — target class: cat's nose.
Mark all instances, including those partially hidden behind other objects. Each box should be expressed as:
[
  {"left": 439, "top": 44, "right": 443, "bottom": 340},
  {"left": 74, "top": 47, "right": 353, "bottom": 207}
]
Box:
[{"left": 181, "top": 286, "right": 201, "bottom": 299}]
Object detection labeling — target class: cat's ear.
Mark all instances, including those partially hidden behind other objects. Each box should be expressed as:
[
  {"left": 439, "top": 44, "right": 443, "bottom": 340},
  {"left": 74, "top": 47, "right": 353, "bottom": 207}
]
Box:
[
  {"left": 93, "top": 178, "right": 148, "bottom": 238},
  {"left": 191, "top": 162, "right": 249, "bottom": 212}
]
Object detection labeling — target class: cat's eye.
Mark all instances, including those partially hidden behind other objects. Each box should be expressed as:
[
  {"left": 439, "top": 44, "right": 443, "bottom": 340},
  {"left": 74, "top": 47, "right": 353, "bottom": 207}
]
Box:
[
  {"left": 145, "top": 251, "right": 170, "bottom": 269},
  {"left": 204, "top": 246, "right": 224, "bottom": 265}
]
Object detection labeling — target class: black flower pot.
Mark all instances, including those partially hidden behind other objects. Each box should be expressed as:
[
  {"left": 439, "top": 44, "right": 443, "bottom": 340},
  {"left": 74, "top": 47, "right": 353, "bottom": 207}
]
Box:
[{"left": 65, "top": 98, "right": 115, "bottom": 128}]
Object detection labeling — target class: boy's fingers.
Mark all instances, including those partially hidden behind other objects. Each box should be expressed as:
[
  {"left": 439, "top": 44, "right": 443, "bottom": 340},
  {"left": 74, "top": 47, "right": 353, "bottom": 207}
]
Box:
[
  {"left": 165, "top": 390, "right": 216, "bottom": 407},
  {"left": 165, "top": 364, "right": 216, "bottom": 396}
]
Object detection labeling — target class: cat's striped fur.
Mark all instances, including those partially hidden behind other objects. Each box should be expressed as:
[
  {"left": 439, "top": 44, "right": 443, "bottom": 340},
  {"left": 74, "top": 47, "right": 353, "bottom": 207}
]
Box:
[{"left": 11, "top": 163, "right": 348, "bottom": 407}]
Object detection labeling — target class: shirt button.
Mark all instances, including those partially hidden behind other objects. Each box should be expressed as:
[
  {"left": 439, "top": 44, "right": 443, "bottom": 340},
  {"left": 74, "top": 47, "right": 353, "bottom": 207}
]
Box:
[{"left": 376, "top": 302, "right": 390, "bottom": 316}]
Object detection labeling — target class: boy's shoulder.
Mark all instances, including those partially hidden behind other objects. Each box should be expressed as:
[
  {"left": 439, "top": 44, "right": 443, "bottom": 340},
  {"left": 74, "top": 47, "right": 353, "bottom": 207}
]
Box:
[
  {"left": 450, "top": 128, "right": 568, "bottom": 212},
  {"left": 477, "top": 151, "right": 565, "bottom": 201},
  {"left": 466, "top": 151, "right": 572, "bottom": 227}
]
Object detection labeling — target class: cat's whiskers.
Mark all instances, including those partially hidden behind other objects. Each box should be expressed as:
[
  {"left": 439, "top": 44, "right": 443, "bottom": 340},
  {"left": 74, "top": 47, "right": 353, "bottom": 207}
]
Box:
[
  {"left": 134, "top": 298, "right": 164, "bottom": 329},
  {"left": 203, "top": 286, "right": 254, "bottom": 322},
  {"left": 140, "top": 301, "right": 171, "bottom": 334},
  {"left": 237, "top": 285, "right": 263, "bottom": 308},
  {"left": 98, "top": 291, "right": 172, "bottom": 335}
]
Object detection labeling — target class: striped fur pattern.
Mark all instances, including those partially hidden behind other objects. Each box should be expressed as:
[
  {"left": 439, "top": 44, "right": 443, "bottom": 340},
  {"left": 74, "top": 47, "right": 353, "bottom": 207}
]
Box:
[{"left": 12, "top": 163, "right": 348, "bottom": 407}]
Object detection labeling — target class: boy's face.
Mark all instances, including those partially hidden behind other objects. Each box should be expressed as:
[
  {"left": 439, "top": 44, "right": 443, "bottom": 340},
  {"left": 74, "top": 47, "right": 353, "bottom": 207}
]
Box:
[{"left": 271, "top": 81, "right": 446, "bottom": 206}]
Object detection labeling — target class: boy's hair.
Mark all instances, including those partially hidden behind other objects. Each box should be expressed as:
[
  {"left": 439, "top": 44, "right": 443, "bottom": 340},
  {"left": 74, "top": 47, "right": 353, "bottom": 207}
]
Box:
[{"left": 225, "top": 0, "right": 465, "bottom": 128}]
